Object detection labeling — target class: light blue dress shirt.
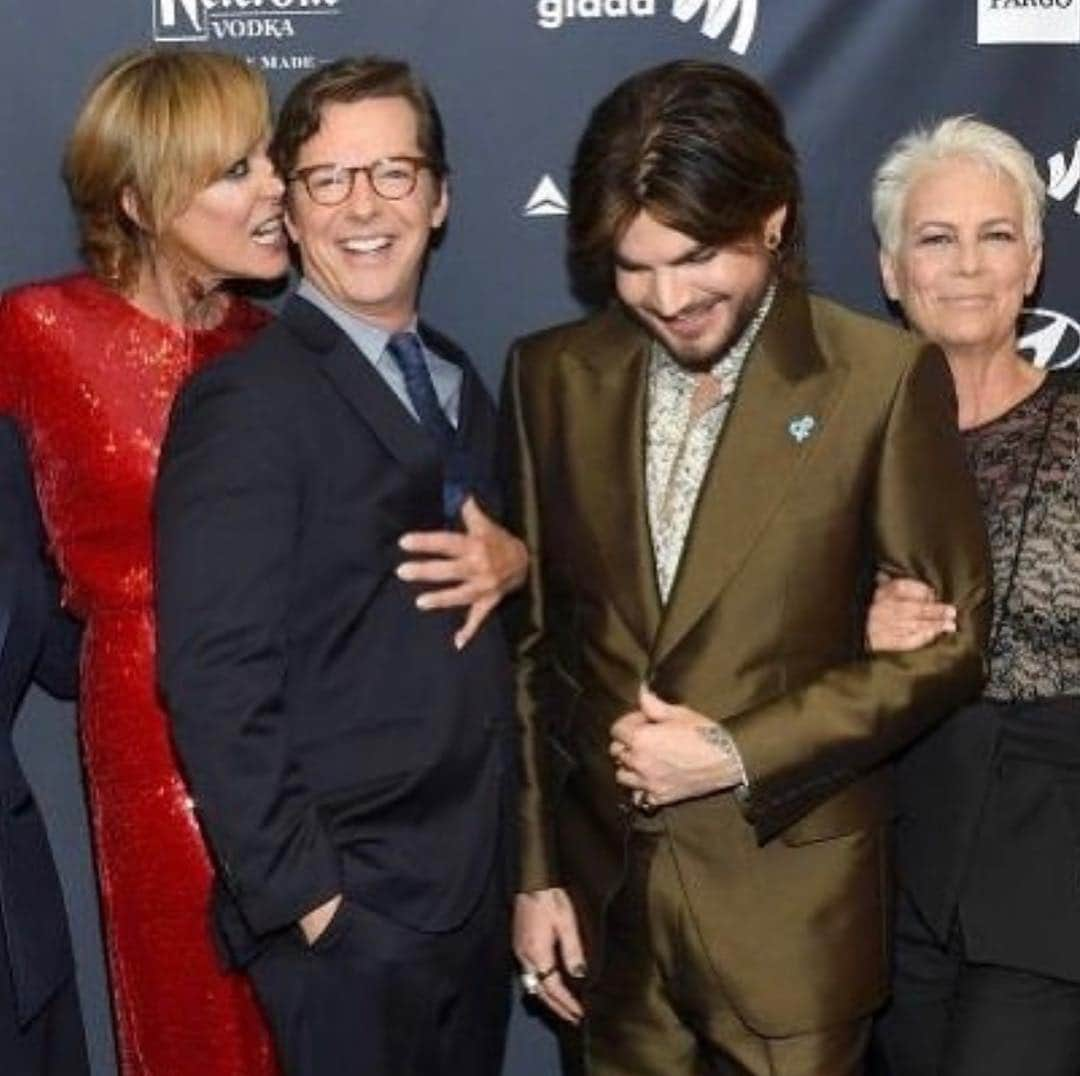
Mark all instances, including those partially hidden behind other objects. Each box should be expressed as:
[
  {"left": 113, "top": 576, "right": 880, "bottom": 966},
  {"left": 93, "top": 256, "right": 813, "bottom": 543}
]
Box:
[{"left": 296, "top": 278, "right": 462, "bottom": 427}]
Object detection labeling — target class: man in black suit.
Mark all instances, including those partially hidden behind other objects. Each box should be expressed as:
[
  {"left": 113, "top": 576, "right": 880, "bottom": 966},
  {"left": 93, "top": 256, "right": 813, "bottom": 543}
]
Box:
[
  {"left": 155, "top": 57, "right": 519, "bottom": 1076},
  {"left": 0, "top": 417, "right": 88, "bottom": 1076}
]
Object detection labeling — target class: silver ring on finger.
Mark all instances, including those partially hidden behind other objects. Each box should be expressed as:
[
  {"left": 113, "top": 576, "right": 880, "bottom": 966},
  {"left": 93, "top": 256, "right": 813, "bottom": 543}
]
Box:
[{"left": 520, "top": 970, "right": 541, "bottom": 995}]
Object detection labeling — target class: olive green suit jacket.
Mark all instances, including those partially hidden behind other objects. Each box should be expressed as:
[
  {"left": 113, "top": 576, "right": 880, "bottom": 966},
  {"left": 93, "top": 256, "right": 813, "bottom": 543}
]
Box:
[{"left": 502, "top": 285, "right": 991, "bottom": 1036}]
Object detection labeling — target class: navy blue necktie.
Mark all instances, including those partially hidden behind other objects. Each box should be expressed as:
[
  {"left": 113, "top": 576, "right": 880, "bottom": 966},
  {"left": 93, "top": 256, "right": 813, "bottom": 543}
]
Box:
[
  {"left": 387, "top": 331, "right": 468, "bottom": 518},
  {"left": 387, "top": 332, "right": 455, "bottom": 450}
]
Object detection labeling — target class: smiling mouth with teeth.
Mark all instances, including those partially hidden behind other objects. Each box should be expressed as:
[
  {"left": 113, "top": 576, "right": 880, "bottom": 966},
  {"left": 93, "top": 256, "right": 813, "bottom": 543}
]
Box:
[
  {"left": 251, "top": 218, "right": 284, "bottom": 244},
  {"left": 341, "top": 237, "right": 393, "bottom": 254}
]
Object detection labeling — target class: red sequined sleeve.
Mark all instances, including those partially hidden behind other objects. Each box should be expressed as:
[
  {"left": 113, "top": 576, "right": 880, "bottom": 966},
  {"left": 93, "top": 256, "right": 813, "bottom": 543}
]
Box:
[{"left": 0, "top": 290, "right": 28, "bottom": 421}]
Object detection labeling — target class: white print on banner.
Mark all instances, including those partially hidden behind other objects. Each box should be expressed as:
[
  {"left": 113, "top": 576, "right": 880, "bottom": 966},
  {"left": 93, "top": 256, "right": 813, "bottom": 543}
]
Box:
[
  {"left": 536, "top": 0, "right": 655, "bottom": 32},
  {"left": 1047, "top": 138, "right": 1080, "bottom": 213},
  {"left": 1019, "top": 308, "right": 1080, "bottom": 370},
  {"left": 671, "top": 0, "right": 757, "bottom": 53},
  {"left": 535, "top": 0, "right": 758, "bottom": 55},
  {"left": 523, "top": 176, "right": 569, "bottom": 218},
  {"left": 977, "top": 0, "right": 1079, "bottom": 45},
  {"left": 152, "top": 0, "right": 341, "bottom": 44}
]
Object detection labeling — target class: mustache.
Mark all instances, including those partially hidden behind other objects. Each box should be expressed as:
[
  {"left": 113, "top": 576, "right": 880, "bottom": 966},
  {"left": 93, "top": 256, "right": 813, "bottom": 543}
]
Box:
[{"left": 656, "top": 297, "right": 730, "bottom": 321}]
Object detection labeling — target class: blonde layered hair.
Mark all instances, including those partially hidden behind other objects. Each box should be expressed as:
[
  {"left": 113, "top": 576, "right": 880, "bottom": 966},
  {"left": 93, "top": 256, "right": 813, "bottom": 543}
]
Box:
[{"left": 64, "top": 49, "right": 270, "bottom": 291}]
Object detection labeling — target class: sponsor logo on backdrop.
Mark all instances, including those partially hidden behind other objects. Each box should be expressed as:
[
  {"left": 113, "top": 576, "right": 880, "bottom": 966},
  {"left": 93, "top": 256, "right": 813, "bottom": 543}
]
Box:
[
  {"left": 1019, "top": 307, "right": 1080, "bottom": 369},
  {"left": 535, "top": 0, "right": 758, "bottom": 54},
  {"left": 671, "top": 0, "right": 757, "bottom": 52},
  {"left": 1047, "top": 137, "right": 1080, "bottom": 213},
  {"left": 536, "top": 0, "right": 656, "bottom": 32},
  {"left": 524, "top": 176, "right": 570, "bottom": 217},
  {"left": 977, "top": 0, "right": 1079, "bottom": 45},
  {"left": 153, "top": 0, "right": 338, "bottom": 66}
]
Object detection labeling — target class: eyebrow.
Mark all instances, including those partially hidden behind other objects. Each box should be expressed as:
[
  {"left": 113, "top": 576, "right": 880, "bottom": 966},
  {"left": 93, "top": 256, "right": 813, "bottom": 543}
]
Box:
[
  {"left": 913, "top": 216, "right": 1019, "bottom": 231},
  {"left": 614, "top": 242, "right": 713, "bottom": 271}
]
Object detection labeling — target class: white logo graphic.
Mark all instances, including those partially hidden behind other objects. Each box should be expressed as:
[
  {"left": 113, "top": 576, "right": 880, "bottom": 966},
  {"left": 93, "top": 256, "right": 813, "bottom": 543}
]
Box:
[
  {"left": 534, "top": 0, "right": 758, "bottom": 52},
  {"left": 1019, "top": 307, "right": 1080, "bottom": 369},
  {"left": 524, "top": 176, "right": 569, "bottom": 218},
  {"left": 154, "top": 0, "right": 204, "bottom": 41},
  {"left": 671, "top": 0, "right": 757, "bottom": 54},
  {"left": 977, "top": 0, "right": 1079, "bottom": 45},
  {"left": 1047, "top": 137, "right": 1080, "bottom": 213},
  {"left": 152, "top": 0, "right": 341, "bottom": 44}
]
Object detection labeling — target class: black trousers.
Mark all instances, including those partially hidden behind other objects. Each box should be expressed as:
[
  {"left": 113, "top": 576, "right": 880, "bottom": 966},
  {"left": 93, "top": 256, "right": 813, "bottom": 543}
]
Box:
[
  {"left": 0, "top": 924, "right": 89, "bottom": 1076},
  {"left": 247, "top": 870, "right": 511, "bottom": 1076},
  {"left": 873, "top": 889, "right": 1080, "bottom": 1076}
]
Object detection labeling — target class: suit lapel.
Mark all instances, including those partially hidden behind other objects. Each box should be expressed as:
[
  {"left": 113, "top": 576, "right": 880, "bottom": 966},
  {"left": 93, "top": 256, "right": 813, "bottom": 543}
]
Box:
[
  {"left": 574, "top": 310, "right": 662, "bottom": 651},
  {"left": 652, "top": 286, "right": 849, "bottom": 667},
  {"left": 280, "top": 296, "right": 441, "bottom": 477}
]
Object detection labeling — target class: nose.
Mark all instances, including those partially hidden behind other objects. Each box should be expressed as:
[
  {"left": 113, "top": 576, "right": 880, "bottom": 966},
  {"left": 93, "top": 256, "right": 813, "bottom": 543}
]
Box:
[
  {"left": 648, "top": 268, "right": 687, "bottom": 319},
  {"left": 265, "top": 168, "right": 285, "bottom": 200},
  {"left": 953, "top": 237, "right": 983, "bottom": 276},
  {"left": 251, "top": 154, "right": 285, "bottom": 200},
  {"left": 343, "top": 169, "right": 378, "bottom": 216}
]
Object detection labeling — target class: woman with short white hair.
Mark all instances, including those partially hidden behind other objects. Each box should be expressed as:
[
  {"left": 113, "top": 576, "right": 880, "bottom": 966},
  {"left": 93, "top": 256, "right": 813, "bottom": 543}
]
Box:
[{"left": 867, "top": 115, "right": 1080, "bottom": 1076}]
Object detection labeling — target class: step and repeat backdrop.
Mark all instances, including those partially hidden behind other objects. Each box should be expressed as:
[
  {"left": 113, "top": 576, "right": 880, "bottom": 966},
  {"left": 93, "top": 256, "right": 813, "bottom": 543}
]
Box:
[{"left": 0, "top": 2, "right": 1075, "bottom": 1074}]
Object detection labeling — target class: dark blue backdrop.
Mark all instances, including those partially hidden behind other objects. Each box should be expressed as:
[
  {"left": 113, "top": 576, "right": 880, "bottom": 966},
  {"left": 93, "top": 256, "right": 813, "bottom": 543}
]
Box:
[{"left": 2, "top": 3, "right": 1076, "bottom": 1073}]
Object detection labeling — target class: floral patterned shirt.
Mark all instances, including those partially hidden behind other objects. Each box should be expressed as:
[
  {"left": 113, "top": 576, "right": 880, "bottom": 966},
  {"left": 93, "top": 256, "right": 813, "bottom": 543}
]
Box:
[{"left": 645, "top": 285, "right": 775, "bottom": 603}]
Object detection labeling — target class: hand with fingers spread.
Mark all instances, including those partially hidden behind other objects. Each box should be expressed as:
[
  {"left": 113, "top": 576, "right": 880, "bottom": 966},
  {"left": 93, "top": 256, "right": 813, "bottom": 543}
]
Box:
[
  {"left": 397, "top": 496, "right": 528, "bottom": 650},
  {"left": 513, "top": 887, "right": 587, "bottom": 1024},
  {"left": 610, "top": 685, "right": 745, "bottom": 809},
  {"left": 865, "top": 571, "right": 957, "bottom": 654}
]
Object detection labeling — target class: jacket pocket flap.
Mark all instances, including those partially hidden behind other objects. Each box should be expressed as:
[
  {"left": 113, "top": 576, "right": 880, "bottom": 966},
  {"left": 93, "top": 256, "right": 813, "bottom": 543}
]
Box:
[{"left": 779, "top": 774, "right": 890, "bottom": 846}]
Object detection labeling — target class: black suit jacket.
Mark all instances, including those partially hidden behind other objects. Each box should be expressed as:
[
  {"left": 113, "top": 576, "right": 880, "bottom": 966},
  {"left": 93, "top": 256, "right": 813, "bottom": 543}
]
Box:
[
  {"left": 155, "top": 297, "right": 515, "bottom": 966},
  {"left": 0, "top": 417, "right": 82, "bottom": 1025},
  {"left": 897, "top": 695, "right": 1080, "bottom": 982}
]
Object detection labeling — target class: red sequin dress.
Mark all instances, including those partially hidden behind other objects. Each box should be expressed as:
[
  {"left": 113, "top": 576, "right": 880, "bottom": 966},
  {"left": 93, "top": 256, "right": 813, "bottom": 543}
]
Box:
[{"left": 0, "top": 274, "right": 279, "bottom": 1076}]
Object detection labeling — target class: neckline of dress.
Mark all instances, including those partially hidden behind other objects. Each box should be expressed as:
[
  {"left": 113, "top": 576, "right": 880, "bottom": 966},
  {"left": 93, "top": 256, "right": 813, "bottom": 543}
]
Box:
[
  {"left": 91, "top": 273, "right": 237, "bottom": 338},
  {"left": 961, "top": 371, "right": 1054, "bottom": 437}
]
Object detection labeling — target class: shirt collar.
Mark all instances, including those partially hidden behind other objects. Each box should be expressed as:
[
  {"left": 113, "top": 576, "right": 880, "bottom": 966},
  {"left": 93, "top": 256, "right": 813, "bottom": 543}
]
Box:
[{"left": 296, "top": 278, "right": 419, "bottom": 366}]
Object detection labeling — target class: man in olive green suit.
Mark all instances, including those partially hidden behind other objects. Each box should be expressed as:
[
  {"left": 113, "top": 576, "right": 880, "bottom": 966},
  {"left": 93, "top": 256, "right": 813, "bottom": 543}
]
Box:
[{"left": 504, "top": 61, "right": 991, "bottom": 1076}]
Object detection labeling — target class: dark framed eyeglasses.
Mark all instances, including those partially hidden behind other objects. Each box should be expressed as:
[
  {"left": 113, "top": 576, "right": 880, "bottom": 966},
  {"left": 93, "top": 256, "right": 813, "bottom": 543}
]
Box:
[{"left": 287, "top": 156, "right": 432, "bottom": 206}]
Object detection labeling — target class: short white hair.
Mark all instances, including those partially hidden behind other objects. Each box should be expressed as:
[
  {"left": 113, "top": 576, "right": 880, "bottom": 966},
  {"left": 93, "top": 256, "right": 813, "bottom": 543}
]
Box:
[{"left": 871, "top": 115, "right": 1045, "bottom": 255}]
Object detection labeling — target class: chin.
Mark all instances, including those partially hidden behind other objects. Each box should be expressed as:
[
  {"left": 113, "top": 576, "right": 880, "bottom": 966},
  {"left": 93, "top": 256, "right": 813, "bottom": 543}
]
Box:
[{"left": 657, "top": 328, "right": 735, "bottom": 368}]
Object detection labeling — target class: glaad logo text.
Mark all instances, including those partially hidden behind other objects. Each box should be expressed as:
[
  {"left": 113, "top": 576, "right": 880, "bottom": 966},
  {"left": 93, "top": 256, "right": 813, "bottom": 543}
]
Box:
[
  {"left": 536, "top": 0, "right": 759, "bottom": 53},
  {"left": 536, "top": 0, "right": 655, "bottom": 31},
  {"left": 154, "top": 0, "right": 340, "bottom": 43}
]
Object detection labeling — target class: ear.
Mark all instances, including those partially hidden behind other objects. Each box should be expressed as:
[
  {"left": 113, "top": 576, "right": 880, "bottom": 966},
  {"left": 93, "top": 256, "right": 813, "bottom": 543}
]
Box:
[
  {"left": 120, "top": 186, "right": 147, "bottom": 231},
  {"left": 763, "top": 203, "right": 789, "bottom": 244},
  {"left": 430, "top": 176, "right": 449, "bottom": 231},
  {"left": 1024, "top": 241, "right": 1043, "bottom": 297},
  {"left": 879, "top": 249, "right": 902, "bottom": 302}
]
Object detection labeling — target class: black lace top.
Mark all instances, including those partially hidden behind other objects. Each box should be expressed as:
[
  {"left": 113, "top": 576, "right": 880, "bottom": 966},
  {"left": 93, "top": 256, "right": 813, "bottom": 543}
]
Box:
[{"left": 963, "top": 371, "right": 1080, "bottom": 701}]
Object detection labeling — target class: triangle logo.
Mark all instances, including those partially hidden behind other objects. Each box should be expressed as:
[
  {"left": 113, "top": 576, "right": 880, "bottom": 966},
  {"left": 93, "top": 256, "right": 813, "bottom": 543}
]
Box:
[{"left": 524, "top": 175, "right": 569, "bottom": 217}]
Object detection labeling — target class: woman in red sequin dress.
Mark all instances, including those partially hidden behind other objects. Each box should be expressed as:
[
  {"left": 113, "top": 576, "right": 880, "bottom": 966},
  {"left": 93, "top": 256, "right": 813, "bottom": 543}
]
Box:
[{"left": 0, "top": 50, "right": 288, "bottom": 1076}]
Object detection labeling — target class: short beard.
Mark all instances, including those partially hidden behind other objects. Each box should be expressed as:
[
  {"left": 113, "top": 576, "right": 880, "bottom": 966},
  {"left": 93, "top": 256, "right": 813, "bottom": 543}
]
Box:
[{"left": 655, "top": 270, "right": 774, "bottom": 372}]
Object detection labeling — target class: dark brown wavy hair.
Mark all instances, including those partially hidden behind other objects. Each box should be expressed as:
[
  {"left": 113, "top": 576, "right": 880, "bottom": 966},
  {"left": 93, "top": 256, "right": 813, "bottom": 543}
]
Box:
[{"left": 569, "top": 59, "right": 803, "bottom": 298}]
